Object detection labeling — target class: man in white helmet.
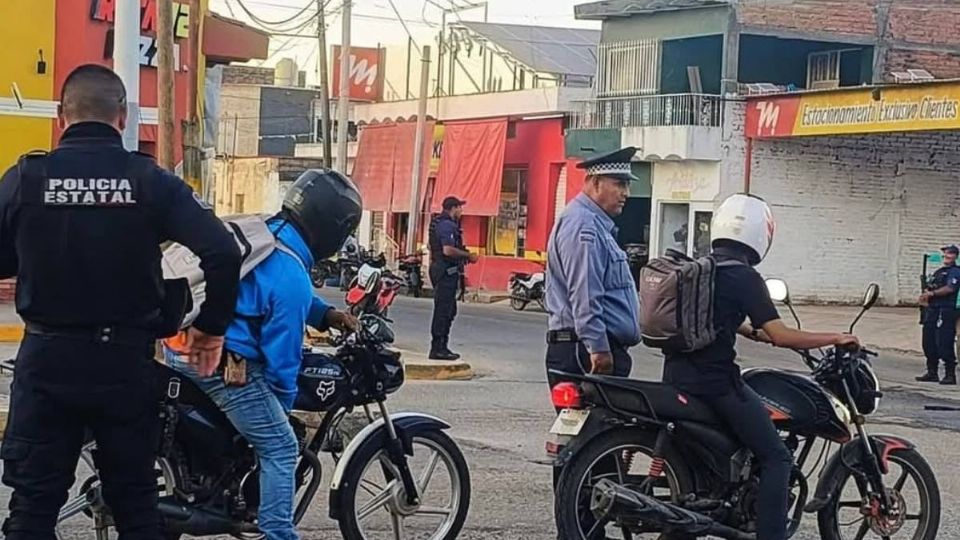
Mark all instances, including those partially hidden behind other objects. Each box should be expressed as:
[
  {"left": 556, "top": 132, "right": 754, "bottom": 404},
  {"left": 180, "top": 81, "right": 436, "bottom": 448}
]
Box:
[{"left": 662, "top": 193, "right": 861, "bottom": 540}]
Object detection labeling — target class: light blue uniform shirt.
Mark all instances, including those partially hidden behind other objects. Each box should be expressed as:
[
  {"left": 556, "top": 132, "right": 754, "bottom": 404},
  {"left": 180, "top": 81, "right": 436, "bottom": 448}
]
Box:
[{"left": 545, "top": 193, "right": 641, "bottom": 354}]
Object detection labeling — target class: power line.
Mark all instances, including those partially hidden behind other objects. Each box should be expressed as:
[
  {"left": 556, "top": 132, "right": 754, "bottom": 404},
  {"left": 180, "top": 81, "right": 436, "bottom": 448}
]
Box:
[
  {"left": 386, "top": 0, "right": 422, "bottom": 54},
  {"left": 231, "top": 0, "right": 315, "bottom": 27}
]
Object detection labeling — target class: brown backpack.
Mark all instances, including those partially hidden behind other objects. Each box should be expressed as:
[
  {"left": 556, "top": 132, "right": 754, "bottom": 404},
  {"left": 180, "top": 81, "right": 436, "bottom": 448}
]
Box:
[{"left": 639, "top": 249, "right": 744, "bottom": 352}]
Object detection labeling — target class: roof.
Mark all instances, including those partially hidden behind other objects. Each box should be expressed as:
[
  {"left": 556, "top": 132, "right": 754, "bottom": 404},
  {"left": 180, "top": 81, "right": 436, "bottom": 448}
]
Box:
[
  {"left": 574, "top": 0, "right": 729, "bottom": 20},
  {"left": 454, "top": 21, "right": 601, "bottom": 77}
]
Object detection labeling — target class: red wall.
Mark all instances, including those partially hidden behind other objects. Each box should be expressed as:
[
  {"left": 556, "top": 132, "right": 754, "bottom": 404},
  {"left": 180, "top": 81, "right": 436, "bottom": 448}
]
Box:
[
  {"left": 465, "top": 256, "right": 543, "bottom": 293},
  {"left": 565, "top": 158, "right": 586, "bottom": 204},
  {"left": 54, "top": 0, "right": 193, "bottom": 161},
  {"left": 502, "top": 118, "right": 565, "bottom": 252}
]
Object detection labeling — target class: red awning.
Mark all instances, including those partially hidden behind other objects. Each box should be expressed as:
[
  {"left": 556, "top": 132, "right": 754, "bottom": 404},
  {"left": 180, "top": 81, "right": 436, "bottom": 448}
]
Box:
[
  {"left": 352, "top": 124, "right": 397, "bottom": 212},
  {"left": 390, "top": 120, "right": 435, "bottom": 213},
  {"left": 431, "top": 118, "right": 508, "bottom": 216}
]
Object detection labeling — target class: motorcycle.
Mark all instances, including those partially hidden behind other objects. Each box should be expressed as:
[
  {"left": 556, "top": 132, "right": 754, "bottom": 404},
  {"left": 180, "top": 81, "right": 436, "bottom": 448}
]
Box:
[
  {"left": 397, "top": 252, "right": 424, "bottom": 298},
  {"left": 44, "top": 314, "right": 470, "bottom": 540},
  {"left": 508, "top": 270, "right": 545, "bottom": 311},
  {"left": 623, "top": 243, "right": 649, "bottom": 291},
  {"left": 547, "top": 281, "right": 941, "bottom": 540},
  {"left": 310, "top": 258, "right": 339, "bottom": 288},
  {"left": 346, "top": 263, "right": 402, "bottom": 318}
]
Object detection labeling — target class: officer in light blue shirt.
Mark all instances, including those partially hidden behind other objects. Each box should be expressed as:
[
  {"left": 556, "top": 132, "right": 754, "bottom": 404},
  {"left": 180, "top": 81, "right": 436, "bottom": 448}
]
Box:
[{"left": 545, "top": 147, "right": 641, "bottom": 389}]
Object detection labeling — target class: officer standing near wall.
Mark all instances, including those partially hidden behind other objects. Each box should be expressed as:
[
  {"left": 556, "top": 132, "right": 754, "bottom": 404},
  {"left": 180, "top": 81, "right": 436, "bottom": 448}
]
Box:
[
  {"left": 428, "top": 196, "right": 476, "bottom": 360},
  {"left": 917, "top": 244, "right": 960, "bottom": 385},
  {"left": 544, "top": 147, "right": 641, "bottom": 389},
  {"left": 0, "top": 65, "right": 241, "bottom": 539}
]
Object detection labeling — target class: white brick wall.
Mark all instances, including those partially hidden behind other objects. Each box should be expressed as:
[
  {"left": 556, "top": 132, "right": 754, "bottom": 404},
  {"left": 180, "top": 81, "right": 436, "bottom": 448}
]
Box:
[{"left": 748, "top": 130, "right": 960, "bottom": 305}]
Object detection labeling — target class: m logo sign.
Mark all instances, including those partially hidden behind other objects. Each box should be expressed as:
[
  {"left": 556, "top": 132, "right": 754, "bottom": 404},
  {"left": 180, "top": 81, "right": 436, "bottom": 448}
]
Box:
[
  {"left": 332, "top": 46, "right": 386, "bottom": 102},
  {"left": 745, "top": 95, "right": 800, "bottom": 138}
]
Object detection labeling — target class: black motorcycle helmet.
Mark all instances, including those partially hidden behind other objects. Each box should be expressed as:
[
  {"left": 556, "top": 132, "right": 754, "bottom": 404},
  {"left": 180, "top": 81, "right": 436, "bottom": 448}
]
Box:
[{"left": 281, "top": 169, "right": 363, "bottom": 261}]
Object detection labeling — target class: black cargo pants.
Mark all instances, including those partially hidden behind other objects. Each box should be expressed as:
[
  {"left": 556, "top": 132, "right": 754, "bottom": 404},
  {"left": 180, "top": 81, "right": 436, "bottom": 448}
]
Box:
[
  {"left": 430, "top": 262, "right": 460, "bottom": 352},
  {"left": 922, "top": 306, "right": 957, "bottom": 374},
  {"left": 1, "top": 332, "right": 163, "bottom": 540}
]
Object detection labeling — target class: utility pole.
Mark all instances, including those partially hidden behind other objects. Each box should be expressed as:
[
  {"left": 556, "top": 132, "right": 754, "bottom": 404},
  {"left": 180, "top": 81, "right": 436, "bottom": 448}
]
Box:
[
  {"left": 336, "top": 0, "right": 351, "bottom": 174},
  {"left": 157, "top": 0, "right": 176, "bottom": 170},
  {"left": 317, "top": 0, "right": 333, "bottom": 168},
  {"left": 115, "top": 0, "right": 140, "bottom": 151},
  {"left": 406, "top": 45, "right": 431, "bottom": 256},
  {"left": 183, "top": 0, "right": 203, "bottom": 194}
]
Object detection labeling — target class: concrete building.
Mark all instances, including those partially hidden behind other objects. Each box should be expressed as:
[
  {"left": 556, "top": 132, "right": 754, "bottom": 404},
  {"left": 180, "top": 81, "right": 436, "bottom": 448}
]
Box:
[
  {"left": 213, "top": 156, "right": 325, "bottom": 216},
  {"left": 568, "top": 0, "right": 960, "bottom": 304}
]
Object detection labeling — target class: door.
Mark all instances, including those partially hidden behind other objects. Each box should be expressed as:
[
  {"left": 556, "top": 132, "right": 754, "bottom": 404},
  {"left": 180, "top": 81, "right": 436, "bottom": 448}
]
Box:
[{"left": 656, "top": 202, "right": 713, "bottom": 258}]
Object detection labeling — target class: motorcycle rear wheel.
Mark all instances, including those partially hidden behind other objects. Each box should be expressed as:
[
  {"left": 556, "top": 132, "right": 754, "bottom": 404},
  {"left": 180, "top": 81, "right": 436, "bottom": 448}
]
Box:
[
  {"left": 555, "top": 429, "right": 695, "bottom": 540},
  {"left": 817, "top": 447, "right": 940, "bottom": 540}
]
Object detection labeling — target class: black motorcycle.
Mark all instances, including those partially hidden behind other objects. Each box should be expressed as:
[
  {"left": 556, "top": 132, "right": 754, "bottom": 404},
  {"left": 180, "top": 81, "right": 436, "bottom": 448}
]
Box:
[
  {"left": 310, "top": 258, "right": 339, "bottom": 288},
  {"left": 46, "top": 315, "right": 471, "bottom": 540},
  {"left": 548, "top": 281, "right": 940, "bottom": 540},
  {"left": 397, "top": 252, "right": 424, "bottom": 298}
]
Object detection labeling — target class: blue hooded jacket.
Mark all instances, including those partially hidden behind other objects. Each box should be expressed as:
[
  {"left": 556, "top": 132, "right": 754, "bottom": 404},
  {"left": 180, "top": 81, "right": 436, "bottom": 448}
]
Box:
[{"left": 223, "top": 218, "right": 334, "bottom": 411}]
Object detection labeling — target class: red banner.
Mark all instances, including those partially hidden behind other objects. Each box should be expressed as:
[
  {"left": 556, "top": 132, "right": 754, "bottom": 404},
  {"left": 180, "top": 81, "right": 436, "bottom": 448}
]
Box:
[
  {"left": 431, "top": 119, "right": 508, "bottom": 216},
  {"left": 331, "top": 46, "right": 385, "bottom": 102}
]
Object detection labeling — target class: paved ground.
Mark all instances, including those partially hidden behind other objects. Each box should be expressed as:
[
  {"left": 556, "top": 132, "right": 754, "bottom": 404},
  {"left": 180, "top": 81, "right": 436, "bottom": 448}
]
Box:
[{"left": 2, "top": 293, "right": 959, "bottom": 539}]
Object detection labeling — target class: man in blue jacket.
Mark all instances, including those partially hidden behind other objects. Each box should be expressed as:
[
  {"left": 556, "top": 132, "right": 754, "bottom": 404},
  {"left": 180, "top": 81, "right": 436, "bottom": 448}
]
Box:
[{"left": 165, "top": 169, "right": 363, "bottom": 540}]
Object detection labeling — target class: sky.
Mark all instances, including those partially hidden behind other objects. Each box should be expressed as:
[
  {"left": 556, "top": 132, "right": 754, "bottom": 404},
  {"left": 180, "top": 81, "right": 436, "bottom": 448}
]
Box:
[{"left": 209, "top": 0, "right": 599, "bottom": 86}]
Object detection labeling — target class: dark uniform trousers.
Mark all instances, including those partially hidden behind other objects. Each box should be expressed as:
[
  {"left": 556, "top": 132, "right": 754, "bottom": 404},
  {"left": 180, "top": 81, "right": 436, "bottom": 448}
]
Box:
[
  {"left": 922, "top": 306, "right": 958, "bottom": 373},
  {"left": 429, "top": 262, "right": 459, "bottom": 352},
  {"left": 544, "top": 338, "right": 632, "bottom": 394},
  {"left": 2, "top": 332, "right": 162, "bottom": 540}
]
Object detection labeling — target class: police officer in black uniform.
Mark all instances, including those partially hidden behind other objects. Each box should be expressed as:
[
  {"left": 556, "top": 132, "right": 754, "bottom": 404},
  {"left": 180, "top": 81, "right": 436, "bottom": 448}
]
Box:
[
  {"left": 0, "top": 65, "right": 241, "bottom": 540},
  {"left": 427, "top": 196, "right": 476, "bottom": 360},
  {"left": 916, "top": 244, "right": 960, "bottom": 385}
]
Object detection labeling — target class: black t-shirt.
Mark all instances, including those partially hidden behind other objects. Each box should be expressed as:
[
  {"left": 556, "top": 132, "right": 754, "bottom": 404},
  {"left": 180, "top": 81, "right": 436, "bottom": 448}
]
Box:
[{"left": 662, "top": 251, "right": 781, "bottom": 395}]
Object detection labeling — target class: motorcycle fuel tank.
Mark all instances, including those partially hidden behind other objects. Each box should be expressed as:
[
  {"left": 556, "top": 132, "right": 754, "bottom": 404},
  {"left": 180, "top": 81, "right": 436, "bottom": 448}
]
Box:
[{"left": 743, "top": 368, "right": 851, "bottom": 442}]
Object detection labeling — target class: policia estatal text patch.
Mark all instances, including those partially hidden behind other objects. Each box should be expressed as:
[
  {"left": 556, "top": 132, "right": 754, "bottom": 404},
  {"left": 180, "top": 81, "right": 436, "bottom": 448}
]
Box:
[{"left": 43, "top": 177, "right": 138, "bottom": 206}]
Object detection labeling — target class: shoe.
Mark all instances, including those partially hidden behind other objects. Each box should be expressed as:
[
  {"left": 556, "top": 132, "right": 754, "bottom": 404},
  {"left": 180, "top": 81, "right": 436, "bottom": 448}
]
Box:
[
  {"left": 940, "top": 371, "right": 957, "bottom": 385},
  {"left": 428, "top": 350, "right": 461, "bottom": 361},
  {"left": 915, "top": 372, "right": 940, "bottom": 382}
]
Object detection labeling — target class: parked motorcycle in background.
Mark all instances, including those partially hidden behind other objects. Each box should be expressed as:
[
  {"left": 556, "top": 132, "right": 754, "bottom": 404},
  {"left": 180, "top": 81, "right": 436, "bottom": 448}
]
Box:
[
  {"left": 398, "top": 252, "right": 424, "bottom": 298},
  {"left": 346, "top": 263, "right": 402, "bottom": 318},
  {"left": 623, "top": 243, "right": 649, "bottom": 291},
  {"left": 509, "top": 270, "right": 545, "bottom": 311}
]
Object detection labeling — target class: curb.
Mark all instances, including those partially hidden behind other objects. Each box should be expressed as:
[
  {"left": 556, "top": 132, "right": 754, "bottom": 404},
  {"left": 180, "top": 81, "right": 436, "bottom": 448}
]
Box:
[
  {"left": 404, "top": 357, "right": 474, "bottom": 381},
  {"left": 0, "top": 324, "right": 23, "bottom": 343}
]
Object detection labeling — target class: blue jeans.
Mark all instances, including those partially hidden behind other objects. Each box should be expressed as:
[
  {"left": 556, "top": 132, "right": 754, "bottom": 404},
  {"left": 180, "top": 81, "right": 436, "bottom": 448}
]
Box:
[{"left": 164, "top": 350, "right": 300, "bottom": 540}]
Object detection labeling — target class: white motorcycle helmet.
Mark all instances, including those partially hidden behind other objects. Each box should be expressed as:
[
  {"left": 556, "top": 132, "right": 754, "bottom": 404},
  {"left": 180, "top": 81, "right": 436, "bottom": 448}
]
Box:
[{"left": 710, "top": 194, "right": 776, "bottom": 265}]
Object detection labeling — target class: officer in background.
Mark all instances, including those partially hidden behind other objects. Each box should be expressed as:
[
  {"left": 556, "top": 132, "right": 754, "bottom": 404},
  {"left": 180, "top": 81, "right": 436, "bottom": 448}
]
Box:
[
  {"left": 544, "top": 147, "right": 641, "bottom": 390},
  {"left": 0, "top": 64, "right": 241, "bottom": 539},
  {"left": 428, "top": 196, "right": 477, "bottom": 360},
  {"left": 917, "top": 244, "right": 960, "bottom": 385}
]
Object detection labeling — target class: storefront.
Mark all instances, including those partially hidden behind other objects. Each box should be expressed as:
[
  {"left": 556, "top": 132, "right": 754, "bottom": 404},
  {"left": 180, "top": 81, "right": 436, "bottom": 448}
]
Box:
[{"left": 743, "top": 82, "right": 960, "bottom": 304}]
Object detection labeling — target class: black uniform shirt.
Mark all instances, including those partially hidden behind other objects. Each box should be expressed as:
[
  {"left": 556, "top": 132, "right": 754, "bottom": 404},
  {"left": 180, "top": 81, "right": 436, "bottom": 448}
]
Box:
[{"left": 0, "top": 122, "right": 240, "bottom": 335}]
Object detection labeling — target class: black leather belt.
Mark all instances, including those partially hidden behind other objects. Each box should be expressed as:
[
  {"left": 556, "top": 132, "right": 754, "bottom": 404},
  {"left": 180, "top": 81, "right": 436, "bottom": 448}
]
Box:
[
  {"left": 25, "top": 322, "right": 155, "bottom": 346},
  {"left": 546, "top": 329, "right": 578, "bottom": 344}
]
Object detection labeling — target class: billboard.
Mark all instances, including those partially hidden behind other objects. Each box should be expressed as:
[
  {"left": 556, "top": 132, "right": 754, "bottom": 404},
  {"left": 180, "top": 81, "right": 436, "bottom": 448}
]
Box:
[
  {"left": 331, "top": 46, "right": 385, "bottom": 102},
  {"left": 746, "top": 82, "right": 960, "bottom": 138}
]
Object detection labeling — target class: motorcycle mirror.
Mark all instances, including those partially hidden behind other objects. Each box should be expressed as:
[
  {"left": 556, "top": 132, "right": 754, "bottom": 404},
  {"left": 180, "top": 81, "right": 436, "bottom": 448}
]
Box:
[
  {"left": 765, "top": 279, "right": 790, "bottom": 304},
  {"left": 848, "top": 283, "right": 880, "bottom": 334}
]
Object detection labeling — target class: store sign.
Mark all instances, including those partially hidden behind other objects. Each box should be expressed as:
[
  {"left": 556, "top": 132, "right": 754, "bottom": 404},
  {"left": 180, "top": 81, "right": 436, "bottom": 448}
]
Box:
[
  {"left": 331, "top": 46, "right": 385, "bottom": 102},
  {"left": 91, "top": 0, "right": 191, "bottom": 39},
  {"left": 429, "top": 124, "right": 445, "bottom": 175},
  {"left": 746, "top": 83, "right": 960, "bottom": 138}
]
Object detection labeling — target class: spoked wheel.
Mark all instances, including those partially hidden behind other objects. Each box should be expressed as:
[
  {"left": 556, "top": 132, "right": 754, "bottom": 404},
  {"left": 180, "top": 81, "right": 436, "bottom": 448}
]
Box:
[
  {"left": 818, "top": 447, "right": 940, "bottom": 540},
  {"left": 337, "top": 430, "right": 470, "bottom": 540},
  {"left": 555, "top": 429, "right": 693, "bottom": 540},
  {"left": 57, "top": 444, "right": 178, "bottom": 540},
  {"left": 510, "top": 287, "right": 528, "bottom": 311}
]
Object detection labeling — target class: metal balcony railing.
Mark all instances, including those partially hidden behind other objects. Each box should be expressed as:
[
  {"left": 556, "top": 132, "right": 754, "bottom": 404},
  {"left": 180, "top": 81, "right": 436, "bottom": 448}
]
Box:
[{"left": 568, "top": 94, "right": 723, "bottom": 130}]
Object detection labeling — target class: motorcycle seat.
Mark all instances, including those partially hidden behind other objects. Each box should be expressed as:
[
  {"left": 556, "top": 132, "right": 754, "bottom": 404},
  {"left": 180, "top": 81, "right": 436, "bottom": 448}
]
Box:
[{"left": 588, "top": 376, "right": 720, "bottom": 425}]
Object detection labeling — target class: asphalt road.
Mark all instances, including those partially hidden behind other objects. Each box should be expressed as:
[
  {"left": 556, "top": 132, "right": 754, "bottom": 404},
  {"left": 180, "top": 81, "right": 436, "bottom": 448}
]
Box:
[{"left": 2, "top": 292, "right": 960, "bottom": 539}]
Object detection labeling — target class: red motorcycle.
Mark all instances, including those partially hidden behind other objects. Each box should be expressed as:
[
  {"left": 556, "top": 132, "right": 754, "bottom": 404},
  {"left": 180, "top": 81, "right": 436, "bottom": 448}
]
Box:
[{"left": 345, "top": 263, "right": 402, "bottom": 318}]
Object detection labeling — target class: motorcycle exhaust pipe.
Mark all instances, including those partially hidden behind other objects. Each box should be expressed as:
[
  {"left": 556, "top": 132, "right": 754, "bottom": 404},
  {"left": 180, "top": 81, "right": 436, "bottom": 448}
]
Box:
[
  {"left": 591, "top": 479, "right": 755, "bottom": 540},
  {"left": 159, "top": 498, "right": 255, "bottom": 536}
]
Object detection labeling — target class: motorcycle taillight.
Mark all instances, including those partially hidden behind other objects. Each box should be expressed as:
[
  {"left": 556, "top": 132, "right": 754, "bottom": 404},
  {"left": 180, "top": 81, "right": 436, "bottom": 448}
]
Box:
[{"left": 551, "top": 382, "right": 583, "bottom": 409}]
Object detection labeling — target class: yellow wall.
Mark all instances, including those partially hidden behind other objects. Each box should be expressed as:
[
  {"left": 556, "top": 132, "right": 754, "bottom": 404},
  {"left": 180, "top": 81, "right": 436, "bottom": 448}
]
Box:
[{"left": 0, "top": 0, "right": 56, "bottom": 169}]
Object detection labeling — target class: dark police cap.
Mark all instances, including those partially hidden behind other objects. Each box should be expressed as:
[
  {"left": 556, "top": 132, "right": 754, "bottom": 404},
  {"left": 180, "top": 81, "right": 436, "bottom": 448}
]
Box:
[
  {"left": 442, "top": 196, "right": 466, "bottom": 210},
  {"left": 942, "top": 244, "right": 959, "bottom": 255},
  {"left": 575, "top": 146, "right": 640, "bottom": 182}
]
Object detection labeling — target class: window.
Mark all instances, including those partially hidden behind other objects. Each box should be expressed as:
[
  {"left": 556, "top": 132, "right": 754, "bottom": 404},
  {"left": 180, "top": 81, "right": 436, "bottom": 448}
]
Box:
[
  {"left": 808, "top": 50, "right": 841, "bottom": 89},
  {"left": 488, "top": 169, "right": 528, "bottom": 257},
  {"left": 692, "top": 211, "right": 713, "bottom": 259},
  {"left": 597, "top": 39, "right": 662, "bottom": 97},
  {"left": 658, "top": 203, "right": 713, "bottom": 258}
]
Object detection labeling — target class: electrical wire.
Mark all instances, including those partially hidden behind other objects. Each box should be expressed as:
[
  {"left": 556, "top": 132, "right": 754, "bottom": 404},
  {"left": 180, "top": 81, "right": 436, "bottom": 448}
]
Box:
[
  {"left": 386, "top": 0, "right": 422, "bottom": 54},
  {"left": 231, "top": 0, "right": 316, "bottom": 27}
]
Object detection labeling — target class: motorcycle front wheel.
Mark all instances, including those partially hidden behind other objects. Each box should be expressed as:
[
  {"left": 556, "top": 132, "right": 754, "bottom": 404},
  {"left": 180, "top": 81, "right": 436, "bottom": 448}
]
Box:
[
  {"left": 555, "top": 428, "right": 694, "bottom": 540},
  {"left": 335, "top": 429, "right": 470, "bottom": 540},
  {"left": 509, "top": 286, "right": 528, "bottom": 311},
  {"left": 817, "top": 446, "right": 940, "bottom": 540}
]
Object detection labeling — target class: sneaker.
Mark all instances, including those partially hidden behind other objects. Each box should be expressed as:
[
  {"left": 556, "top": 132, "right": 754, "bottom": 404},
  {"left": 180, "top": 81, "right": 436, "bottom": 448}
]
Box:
[
  {"left": 915, "top": 372, "right": 940, "bottom": 382},
  {"left": 940, "top": 372, "right": 957, "bottom": 385}
]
